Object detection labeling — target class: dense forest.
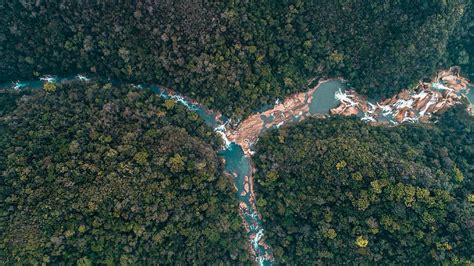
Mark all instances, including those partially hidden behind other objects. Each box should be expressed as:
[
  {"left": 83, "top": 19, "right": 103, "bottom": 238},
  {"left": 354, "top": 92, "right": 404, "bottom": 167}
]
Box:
[
  {"left": 254, "top": 107, "right": 473, "bottom": 264},
  {"left": 0, "top": 83, "right": 251, "bottom": 264},
  {"left": 446, "top": 4, "right": 474, "bottom": 80},
  {"left": 1, "top": 1, "right": 473, "bottom": 264},
  {"left": 1, "top": 1, "right": 472, "bottom": 118}
]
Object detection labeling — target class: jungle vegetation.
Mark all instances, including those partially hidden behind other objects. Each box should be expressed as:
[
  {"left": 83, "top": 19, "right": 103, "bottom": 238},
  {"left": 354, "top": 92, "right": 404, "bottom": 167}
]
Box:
[
  {"left": 1, "top": 1, "right": 473, "bottom": 264},
  {"left": 1, "top": 0, "right": 472, "bottom": 118},
  {"left": 254, "top": 107, "right": 473, "bottom": 264},
  {"left": 0, "top": 83, "right": 251, "bottom": 264}
]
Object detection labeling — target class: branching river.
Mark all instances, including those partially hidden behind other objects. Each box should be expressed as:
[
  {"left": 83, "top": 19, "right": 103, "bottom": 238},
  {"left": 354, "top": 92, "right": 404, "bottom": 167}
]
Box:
[{"left": 1, "top": 68, "right": 472, "bottom": 265}]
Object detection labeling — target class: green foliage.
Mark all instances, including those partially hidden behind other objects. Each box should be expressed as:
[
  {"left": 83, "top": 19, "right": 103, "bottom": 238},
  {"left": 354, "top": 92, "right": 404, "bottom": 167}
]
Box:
[
  {"left": 445, "top": 3, "right": 474, "bottom": 81},
  {"left": 43, "top": 82, "right": 57, "bottom": 92},
  {"left": 0, "top": 83, "right": 250, "bottom": 264},
  {"left": 355, "top": 236, "right": 368, "bottom": 248},
  {"left": 329, "top": 51, "right": 344, "bottom": 64},
  {"left": 453, "top": 166, "right": 464, "bottom": 182},
  {"left": 323, "top": 228, "right": 337, "bottom": 240},
  {"left": 167, "top": 153, "right": 186, "bottom": 173},
  {"left": 1, "top": 1, "right": 471, "bottom": 117},
  {"left": 163, "top": 99, "right": 175, "bottom": 110},
  {"left": 76, "top": 257, "right": 91, "bottom": 266},
  {"left": 0, "top": 89, "right": 31, "bottom": 116},
  {"left": 133, "top": 151, "right": 149, "bottom": 165},
  {"left": 254, "top": 109, "right": 473, "bottom": 264}
]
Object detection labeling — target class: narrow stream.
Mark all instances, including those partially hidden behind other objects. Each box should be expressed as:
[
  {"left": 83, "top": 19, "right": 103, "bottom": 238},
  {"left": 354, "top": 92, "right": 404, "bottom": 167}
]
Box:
[
  {"left": 1, "top": 75, "right": 276, "bottom": 264},
  {"left": 1, "top": 74, "right": 472, "bottom": 265}
]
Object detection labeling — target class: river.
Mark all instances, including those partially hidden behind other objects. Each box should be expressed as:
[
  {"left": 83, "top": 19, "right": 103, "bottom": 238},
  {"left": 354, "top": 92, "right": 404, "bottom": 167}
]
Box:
[
  {"left": 1, "top": 75, "right": 276, "bottom": 265},
  {"left": 1, "top": 72, "right": 472, "bottom": 265}
]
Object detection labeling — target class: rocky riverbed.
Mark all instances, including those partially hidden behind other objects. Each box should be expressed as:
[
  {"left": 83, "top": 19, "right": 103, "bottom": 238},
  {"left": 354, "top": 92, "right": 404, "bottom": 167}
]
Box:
[
  {"left": 226, "top": 67, "right": 472, "bottom": 156},
  {"left": 2, "top": 67, "right": 472, "bottom": 266},
  {"left": 226, "top": 79, "right": 331, "bottom": 156},
  {"left": 330, "top": 67, "right": 471, "bottom": 124}
]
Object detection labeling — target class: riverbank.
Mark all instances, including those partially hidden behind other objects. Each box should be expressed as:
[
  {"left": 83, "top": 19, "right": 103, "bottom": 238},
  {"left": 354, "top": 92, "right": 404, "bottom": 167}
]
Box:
[
  {"left": 1, "top": 67, "right": 472, "bottom": 266},
  {"left": 330, "top": 67, "right": 471, "bottom": 124},
  {"left": 223, "top": 67, "right": 472, "bottom": 265},
  {"left": 226, "top": 78, "right": 340, "bottom": 156},
  {"left": 226, "top": 67, "right": 472, "bottom": 156}
]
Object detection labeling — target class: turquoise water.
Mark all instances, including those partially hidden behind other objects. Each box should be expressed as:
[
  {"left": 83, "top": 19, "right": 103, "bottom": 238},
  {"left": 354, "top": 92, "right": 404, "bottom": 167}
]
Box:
[
  {"left": 2, "top": 75, "right": 471, "bottom": 266},
  {"left": 467, "top": 85, "right": 474, "bottom": 115},
  {"left": 0, "top": 77, "right": 222, "bottom": 128},
  {"left": 222, "top": 143, "right": 251, "bottom": 184},
  {"left": 378, "top": 113, "right": 395, "bottom": 123},
  {"left": 247, "top": 79, "right": 349, "bottom": 147},
  {"left": 309, "top": 79, "right": 347, "bottom": 114},
  {"left": 220, "top": 144, "right": 270, "bottom": 264},
  {"left": 0, "top": 76, "right": 272, "bottom": 265},
  {"left": 0, "top": 77, "right": 346, "bottom": 265},
  {"left": 466, "top": 85, "right": 474, "bottom": 102},
  {"left": 2, "top": 75, "right": 86, "bottom": 90}
]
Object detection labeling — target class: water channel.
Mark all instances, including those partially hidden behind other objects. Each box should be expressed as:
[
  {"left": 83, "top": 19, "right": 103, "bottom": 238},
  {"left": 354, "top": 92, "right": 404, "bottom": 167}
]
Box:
[{"left": 1, "top": 75, "right": 472, "bottom": 265}]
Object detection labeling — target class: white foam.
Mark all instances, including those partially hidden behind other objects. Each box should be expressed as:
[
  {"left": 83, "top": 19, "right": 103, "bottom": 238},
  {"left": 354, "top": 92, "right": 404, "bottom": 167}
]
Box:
[
  {"left": 393, "top": 99, "right": 414, "bottom": 109},
  {"left": 251, "top": 229, "right": 264, "bottom": 251},
  {"left": 402, "top": 116, "right": 418, "bottom": 123},
  {"left": 251, "top": 229, "right": 267, "bottom": 265},
  {"left": 132, "top": 84, "right": 143, "bottom": 89},
  {"left": 412, "top": 91, "right": 428, "bottom": 99},
  {"left": 214, "top": 122, "right": 231, "bottom": 148},
  {"left": 432, "top": 82, "right": 453, "bottom": 92},
  {"left": 163, "top": 93, "right": 200, "bottom": 111},
  {"left": 419, "top": 94, "right": 438, "bottom": 117},
  {"left": 40, "top": 76, "right": 56, "bottom": 83},
  {"left": 361, "top": 113, "right": 376, "bottom": 122},
  {"left": 366, "top": 102, "right": 376, "bottom": 114},
  {"left": 335, "top": 88, "right": 357, "bottom": 107},
  {"left": 377, "top": 103, "right": 393, "bottom": 116},
  {"left": 76, "top": 74, "right": 90, "bottom": 81},
  {"left": 13, "top": 81, "right": 27, "bottom": 90}
]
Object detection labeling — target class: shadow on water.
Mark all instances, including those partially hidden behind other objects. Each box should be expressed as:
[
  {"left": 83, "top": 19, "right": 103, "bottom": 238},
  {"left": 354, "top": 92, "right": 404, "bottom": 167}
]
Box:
[
  {"left": 0, "top": 76, "right": 272, "bottom": 265},
  {"left": 309, "top": 79, "right": 347, "bottom": 114},
  {"left": 3, "top": 75, "right": 471, "bottom": 266},
  {"left": 221, "top": 143, "right": 250, "bottom": 190},
  {"left": 220, "top": 143, "right": 270, "bottom": 264}
]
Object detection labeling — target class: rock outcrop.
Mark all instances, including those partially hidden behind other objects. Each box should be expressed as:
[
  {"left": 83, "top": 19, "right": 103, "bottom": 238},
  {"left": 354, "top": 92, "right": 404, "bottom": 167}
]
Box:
[
  {"left": 226, "top": 83, "right": 320, "bottom": 156},
  {"left": 330, "top": 67, "right": 471, "bottom": 124},
  {"left": 227, "top": 68, "right": 471, "bottom": 156}
]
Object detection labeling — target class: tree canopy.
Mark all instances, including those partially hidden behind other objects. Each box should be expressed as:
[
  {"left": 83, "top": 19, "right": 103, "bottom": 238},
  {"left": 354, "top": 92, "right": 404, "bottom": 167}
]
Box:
[
  {"left": 0, "top": 83, "right": 251, "bottom": 264},
  {"left": 254, "top": 108, "right": 473, "bottom": 264},
  {"left": 1, "top": 1, "right": 471, "bottom": 118}
]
